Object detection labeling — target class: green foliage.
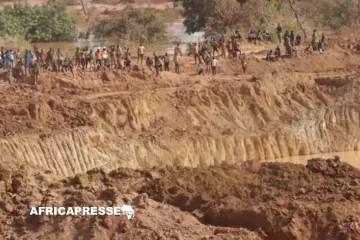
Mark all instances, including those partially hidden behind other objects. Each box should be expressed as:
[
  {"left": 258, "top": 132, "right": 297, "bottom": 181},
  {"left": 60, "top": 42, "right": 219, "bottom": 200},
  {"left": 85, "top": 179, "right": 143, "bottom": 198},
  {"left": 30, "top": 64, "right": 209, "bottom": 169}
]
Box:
[
  {"left": 91, "top": 6, "right": 167, "bottom": 43},
  {"left": 315, "top": 0, "right": 359, "bottom": 30},
  {"left": 175, "top": 0, "right": 215, "bottom": 34},
  {"left": 0, "top": 0, "right": 77, "bottom": 42},
  {"left": 176, "top": 0, "right": 278, "bottom": 34}
]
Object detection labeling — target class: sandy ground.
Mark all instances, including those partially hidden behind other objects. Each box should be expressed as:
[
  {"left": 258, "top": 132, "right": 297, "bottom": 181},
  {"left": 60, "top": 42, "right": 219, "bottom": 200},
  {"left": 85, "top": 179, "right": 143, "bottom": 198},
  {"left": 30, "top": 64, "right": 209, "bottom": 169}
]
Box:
[{"left": 0, "top": 30, "right": 359, "bottom": 239}]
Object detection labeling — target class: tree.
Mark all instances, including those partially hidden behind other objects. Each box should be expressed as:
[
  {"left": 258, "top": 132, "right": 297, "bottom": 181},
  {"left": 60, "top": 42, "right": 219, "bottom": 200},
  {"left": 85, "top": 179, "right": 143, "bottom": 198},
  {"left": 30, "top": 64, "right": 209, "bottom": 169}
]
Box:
[
  {"left": 175, "top": 0, "right": 267, "bottom": 35},
  {"left": 287, "top": 0, "right": 307, "bottom": 40},
  {"left": 315, "top": 0, "right": 359, "bottom": 30},
  {"left": 91, "top": 7, "right": 166, "bottom": 42},
  {"left": 174, "top": 0, "right": 215, "bottom": 34},
  {"left": 0, "top": 0, "right": 77, "bottom": 42}
]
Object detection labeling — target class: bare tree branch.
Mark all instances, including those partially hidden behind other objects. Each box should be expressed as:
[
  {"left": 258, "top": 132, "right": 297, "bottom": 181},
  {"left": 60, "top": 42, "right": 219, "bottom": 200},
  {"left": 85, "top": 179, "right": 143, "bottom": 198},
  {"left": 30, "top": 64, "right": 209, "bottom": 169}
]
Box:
[{"left": 287, "top": 0, "right": 307, "bottom": 40}]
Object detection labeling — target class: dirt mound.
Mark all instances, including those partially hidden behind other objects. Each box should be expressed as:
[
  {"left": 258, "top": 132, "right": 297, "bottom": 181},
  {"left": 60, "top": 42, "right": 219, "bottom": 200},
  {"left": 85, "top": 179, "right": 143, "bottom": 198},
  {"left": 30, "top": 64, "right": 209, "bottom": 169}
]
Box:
[
  {"left": 0, "top": 165, "right": 261, "bottom": 240},
  {"left": 140, "top": 157, "right": 360, "bottom": 240},
  {"left": 0, "top": 83, "right": 93, "bottom": 137},
  {"left": 0, "top": 158, "right": 359, "bottom": 239}
]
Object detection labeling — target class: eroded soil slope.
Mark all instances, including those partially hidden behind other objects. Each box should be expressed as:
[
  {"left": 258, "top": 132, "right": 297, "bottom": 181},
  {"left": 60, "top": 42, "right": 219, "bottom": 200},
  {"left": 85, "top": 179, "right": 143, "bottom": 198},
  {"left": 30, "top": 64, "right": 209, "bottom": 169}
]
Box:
[
  {"left": 0, "top": 45, "right": 360, "bottom": 177},
  {"left": 0, "top": 157, "right": 359, "bottom": 239}
]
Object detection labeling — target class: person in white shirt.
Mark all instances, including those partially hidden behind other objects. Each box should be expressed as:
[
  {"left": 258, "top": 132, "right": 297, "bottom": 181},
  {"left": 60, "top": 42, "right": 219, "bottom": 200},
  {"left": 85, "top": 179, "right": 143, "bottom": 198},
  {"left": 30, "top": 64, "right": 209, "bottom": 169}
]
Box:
[
  {"left": 211, "top": 57, "right": 218, "bottom": 76},
  {"left": 174, "top": 54, "right": 181, "bottom": 74},
  {"left": 137, "top": 44, "right": 145, "bottom": 66}
]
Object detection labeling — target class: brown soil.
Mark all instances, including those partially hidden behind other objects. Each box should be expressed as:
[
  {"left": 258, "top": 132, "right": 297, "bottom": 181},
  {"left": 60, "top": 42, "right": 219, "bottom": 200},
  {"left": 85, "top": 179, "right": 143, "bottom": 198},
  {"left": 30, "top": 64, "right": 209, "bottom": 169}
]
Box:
[
  {"left": 0, "top": 32, "right": 359, "bottom": 239},
  {"left": 1, "top": 44, "right": 360, "bottom": 177},
  {"left": 141, "top": 157, "right": 360, "bottom": 240},
  {"left": 0, "top": 157, "right": 359, "bottom": 239}
]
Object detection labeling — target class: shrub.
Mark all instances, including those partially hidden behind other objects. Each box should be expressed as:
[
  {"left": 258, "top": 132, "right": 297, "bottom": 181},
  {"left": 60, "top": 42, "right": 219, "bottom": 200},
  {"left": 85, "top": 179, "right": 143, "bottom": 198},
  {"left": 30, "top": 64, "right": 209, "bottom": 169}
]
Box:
[
  {"left": 0, "top": 0, "right": 77, "bottom": 42},
  {"left": 91, "top": 6, "right": 167, "bottom": 43},
  {"left": 315, "top": 0, "right": 359, "bottom": 30}
]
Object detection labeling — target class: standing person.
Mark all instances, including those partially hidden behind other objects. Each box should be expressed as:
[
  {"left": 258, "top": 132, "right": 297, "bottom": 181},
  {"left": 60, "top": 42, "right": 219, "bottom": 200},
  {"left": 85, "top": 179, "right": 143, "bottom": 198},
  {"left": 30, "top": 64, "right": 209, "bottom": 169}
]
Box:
[
  {"left": 193, "top": 42, "right": 202, "bottom": 64},
  {"left": 226, "top": 40, "right": 232, "bottom": 59},
  {"left": 137, "top": 43, "right": 145, "bottom": 66},
  {"left": 8, "top": 49, "right": 14, "bottom": 69},
  {"left": 4, "top": 50, "right": 8, "bottom": 70},
  {"left": 47, "top": 48, "right": 54, "bottom": 68},
  {"left": 24, "top": 49, "right": 32, "bottom": 75},
  {"left": 115, "top": 45, "right": 123, "bottom": 69},
  {"left": 110, "top": 46, "right": 116, "bottom": 69},
  {"left": 32, "top": 61, "right": 40, "bottom": 85},
  {"left": 101, "top": 47, "right": 108, "bottom": 69},
  {"left": 0, "top": 50, "right": 3, "bottom": 69},
  {"left": 295, "top": 34, "right": 302, "bottom": 46},
  {"left": 154, "top": 53, "right": 162, "bottom": 76},
  {"left": 275, "top": 46, "right": 281, "bottom": 60},
  {"left": 86, "top": 49, "right": 93, "bottom": 70},
  {"left": 283, "top": 30, "right": 290, "bottom": 48},
  {"left": 240, "top": 54, "right": 247, "bottom": 73},
  {"left": 0, "top": 47, "right": 4, "bottom": 69},
  {"left": 232, "top": 38, "right": 241, "bottom": 59},
  {"left": 321, "top": 33, "right": 326, "bottom": 49},
  {"left": 204, "top": 52, "right": 211, "bottom": 75},
  {"left": 290, "top": 30, "right": 295, "bottom": 47},
  {"left": 163, "top": 52, "right": 170, "bottom": 72},
  {"left": 174, "top": 43, "right": 182, "bottom": 57},
  {"left": 81, "top": 48, "right": 86, "bottom": 70},
  {"left": 211, "top": 37, "right": 220, "bottom": 57},
  {"left": 56, "top": 48, "right": 63, "bottom": 72},
  {"left": 33, "top": 46, "right": 39, "bottom": 60},
  {"left": 15, "top": 48, "right": 21, "bottom": 64},
  {"left": 211, "top": 56, "right": 218, "bottom": 76},
  {"left": 311, "top": 29, "right": 317, "bottom": 50},
  {"left": 75, "top": 47, "right": 81, "bottom": 68},
  {"left": 124, "top": 47, "right": 131, "bottom": 67},
  {"left": 276, "top": 23, "right": 282, "bottom": 44},
  {"left": 95, "top": 47, "right": 102, "bottom": 69},
  {"left": 30, "top": 50, "right": 36, "bottom": 67},
  {"left": 174, "top": 53, "right": 181, "bottom": 74}
]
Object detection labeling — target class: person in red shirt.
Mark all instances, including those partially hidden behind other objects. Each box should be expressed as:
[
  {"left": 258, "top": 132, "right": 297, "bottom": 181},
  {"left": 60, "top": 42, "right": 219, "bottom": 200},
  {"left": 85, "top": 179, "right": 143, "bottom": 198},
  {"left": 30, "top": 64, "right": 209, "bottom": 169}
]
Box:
[{"left": 95, "top": 48, "right": 102, "bottom": 70}]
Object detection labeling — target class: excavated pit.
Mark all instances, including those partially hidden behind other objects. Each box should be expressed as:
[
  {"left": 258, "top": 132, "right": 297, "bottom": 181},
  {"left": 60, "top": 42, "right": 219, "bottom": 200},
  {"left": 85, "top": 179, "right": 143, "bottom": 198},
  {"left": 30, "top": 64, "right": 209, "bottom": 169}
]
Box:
[
  {"left": 0, "top": 46, "right": 360, "bottom": 239},
  {"left": 1, "top": 70, "right": 360, "bottom": 177}
]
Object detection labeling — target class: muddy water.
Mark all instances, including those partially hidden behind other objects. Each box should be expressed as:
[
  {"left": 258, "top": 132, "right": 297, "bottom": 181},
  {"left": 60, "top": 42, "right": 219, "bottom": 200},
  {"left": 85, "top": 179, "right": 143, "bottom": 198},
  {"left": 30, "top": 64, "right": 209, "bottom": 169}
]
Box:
[
  {"left": 264, "top": 151, "right": 360, "bottom": 169},
  {"left": 26, "top": 22, "right": 203, "bottom": 55}
]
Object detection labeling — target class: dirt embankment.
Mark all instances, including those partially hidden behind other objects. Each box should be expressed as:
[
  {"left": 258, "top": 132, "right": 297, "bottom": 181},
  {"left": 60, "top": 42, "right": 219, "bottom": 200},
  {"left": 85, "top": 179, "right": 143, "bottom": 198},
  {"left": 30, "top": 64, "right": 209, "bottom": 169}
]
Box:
[
  {"left": 0, "top": 157, "right": 359, "bottom": 239},
  {"left": 141, "top": 157, "right": 360, "bottom": 240},
  {"left": 0, "top": 46, "right": 360, "bottom": 177}
]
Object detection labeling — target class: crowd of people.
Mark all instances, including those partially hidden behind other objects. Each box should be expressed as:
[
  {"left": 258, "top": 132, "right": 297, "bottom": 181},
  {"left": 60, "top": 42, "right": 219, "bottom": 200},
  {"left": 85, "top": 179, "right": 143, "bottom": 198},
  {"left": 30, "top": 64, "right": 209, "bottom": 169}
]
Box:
[
  {"left": 248, "top": 29, "right": 272, "bottom": 43},
  {"left": 266, "top": 24, "right": 326, "bottom": 61},
  {"left": 0, "top": 25, "right": 330, "bottom": 84}
]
